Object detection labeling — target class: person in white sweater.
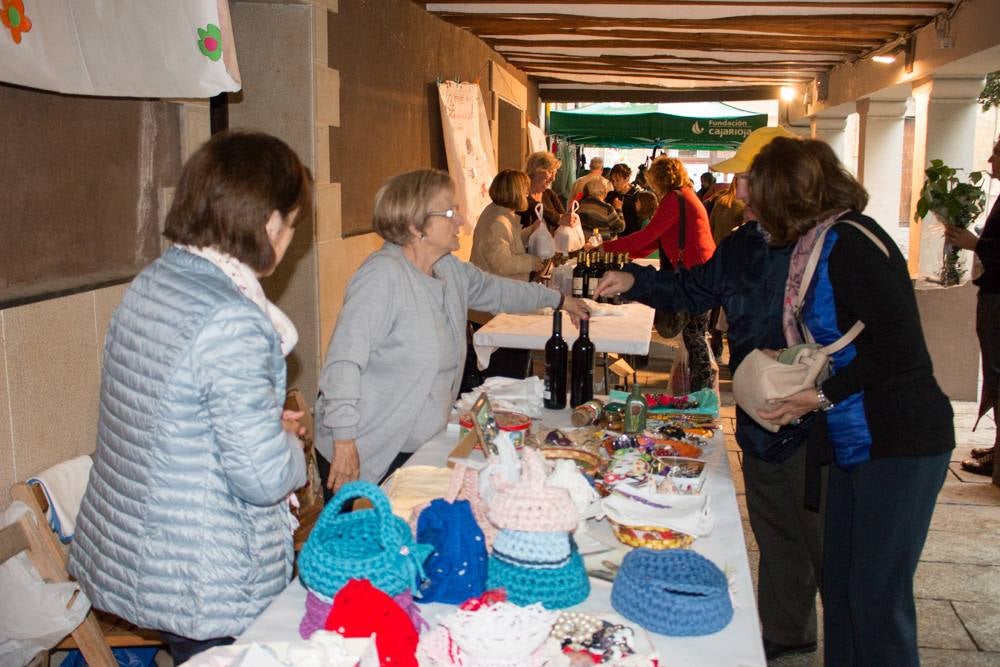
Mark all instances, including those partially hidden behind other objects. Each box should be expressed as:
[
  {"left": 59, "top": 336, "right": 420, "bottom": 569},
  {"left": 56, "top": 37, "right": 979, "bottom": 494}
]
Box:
[{"left": 316, "top": 169, "right": 589, "bottom": 495}]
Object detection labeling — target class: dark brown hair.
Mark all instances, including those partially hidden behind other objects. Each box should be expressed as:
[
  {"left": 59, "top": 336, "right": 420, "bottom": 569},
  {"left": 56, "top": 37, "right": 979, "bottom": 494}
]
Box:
[
  {"left": 164, "top": 131, "right": 313, "bottom": 272},
  {"left": 748, "top": 137, "right": 868, "bottom": 245},
  {"left": 635, "top": 190, "right": 659, "bottom": 220},
  {"left": 610, "top": 163, "right": 632, "bottom": 180}
]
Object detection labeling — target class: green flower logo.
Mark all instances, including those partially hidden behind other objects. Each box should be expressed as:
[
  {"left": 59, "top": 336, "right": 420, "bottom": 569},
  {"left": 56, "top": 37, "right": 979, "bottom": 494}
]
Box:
[{"left": 197, "top": 23, "right": 222, "bottom": 62}]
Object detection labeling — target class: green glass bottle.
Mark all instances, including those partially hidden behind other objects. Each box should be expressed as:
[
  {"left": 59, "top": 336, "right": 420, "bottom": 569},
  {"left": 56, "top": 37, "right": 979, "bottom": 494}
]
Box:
[{"left": 623, "top": 384, "right": 647, "bottom": 434}]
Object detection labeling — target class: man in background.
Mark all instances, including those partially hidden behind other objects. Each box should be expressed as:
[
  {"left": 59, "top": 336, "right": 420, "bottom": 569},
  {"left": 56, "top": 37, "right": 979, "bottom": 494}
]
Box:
[
  {"left": 570, "top": 156, "right": 610, "bottom": 202},
  {"left": 605, "top": 163, "right": 645, "bottom": 236}
]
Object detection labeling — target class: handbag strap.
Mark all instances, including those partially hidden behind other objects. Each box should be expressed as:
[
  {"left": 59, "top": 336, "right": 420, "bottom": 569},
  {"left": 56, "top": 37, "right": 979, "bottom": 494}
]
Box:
[
  {"left": 657, "top": 190, "right": 687, "bottom": 270},
  {"left": 327, "top": 480, "right": 402, "bottom": 551},
  {"left": 795, "top": 219, "right": 890, "bottom": 348}
]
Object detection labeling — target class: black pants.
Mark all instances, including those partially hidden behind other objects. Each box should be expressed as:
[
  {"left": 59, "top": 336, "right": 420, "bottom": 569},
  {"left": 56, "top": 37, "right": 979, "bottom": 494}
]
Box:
[
  {"left": 159, "top": 631, "right": 234, "bottom": 664},
  {"left": 743, "top": 444, "right": 825, "bottom": 646},
  {"left": 682, "top": 311, "right": 712, "bottom": 391},
  {"left": 823, "top": 452, "right": 949, "bottom": 666},
  {"left": 316, "top": 450, "right": 412, "bottom": 504}
]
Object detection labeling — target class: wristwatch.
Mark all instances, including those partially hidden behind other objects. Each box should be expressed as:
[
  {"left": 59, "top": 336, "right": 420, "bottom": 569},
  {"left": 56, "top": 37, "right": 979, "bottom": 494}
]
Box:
[{"left": 815, "top": 387, "right": 835, "bottom": 412}]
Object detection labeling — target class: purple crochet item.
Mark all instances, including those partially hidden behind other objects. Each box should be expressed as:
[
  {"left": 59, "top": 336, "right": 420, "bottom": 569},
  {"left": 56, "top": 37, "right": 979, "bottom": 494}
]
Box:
[
  {"left": 299, "top": 590, "right": 332, "bottom": 639},
  {"left": 300, "top": 587, "right": 428, "bottom": 639}
]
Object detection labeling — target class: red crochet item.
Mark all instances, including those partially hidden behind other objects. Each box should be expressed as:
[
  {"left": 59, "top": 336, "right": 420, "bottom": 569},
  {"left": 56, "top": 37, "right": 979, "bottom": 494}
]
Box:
[{"left": 325, "top": 578, "right": 419, "bottom": 667}]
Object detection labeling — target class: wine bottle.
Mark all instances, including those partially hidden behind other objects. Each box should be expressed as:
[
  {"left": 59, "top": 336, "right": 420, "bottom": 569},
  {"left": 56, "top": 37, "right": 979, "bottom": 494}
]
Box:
[
  {"left": 543, "top": 310, "right": 568, "bottom": 410},
  {"left": 588, "top": 252, "right": 602, "bottom": 301},
  {"left": 580, "top": 253, "right": 592, "bottom": 299},
  {"left": 570, "top": 318, "right": 595, "bottom": 407},
  {"left": 572, "top": 251, "right": 585, "bottom": 298},
  {"left": 624, "top": 383, "right": 648, "bottom": 434}
]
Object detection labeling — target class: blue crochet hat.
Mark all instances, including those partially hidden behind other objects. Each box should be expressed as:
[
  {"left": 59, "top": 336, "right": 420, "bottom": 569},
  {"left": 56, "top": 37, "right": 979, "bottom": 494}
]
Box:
[
  {"left": 487, "top": 548, "right": 589, "bottom": 609},
  {"left": 611, "top": 548, "right": 733, "bottom": 636},
  {"left": 416, "top": 498, "right": 487, "bottom": 604}
]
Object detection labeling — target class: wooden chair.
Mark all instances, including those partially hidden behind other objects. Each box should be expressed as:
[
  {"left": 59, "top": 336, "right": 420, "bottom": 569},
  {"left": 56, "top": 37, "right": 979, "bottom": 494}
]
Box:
[
  {"left": 1, "top": 495, "right": 118, "bottom": 667},
  {"left": 284, "top": 388, "right": 324, "bottom": 550},
  {"left": 10, "top": 482, "right": 162, "bottom": 666}
]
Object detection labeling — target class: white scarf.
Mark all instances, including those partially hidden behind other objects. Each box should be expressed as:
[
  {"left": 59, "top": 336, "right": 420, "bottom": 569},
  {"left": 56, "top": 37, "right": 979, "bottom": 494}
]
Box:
[{"left": 178, "top": 245, "right": 298, "bottom": 357}]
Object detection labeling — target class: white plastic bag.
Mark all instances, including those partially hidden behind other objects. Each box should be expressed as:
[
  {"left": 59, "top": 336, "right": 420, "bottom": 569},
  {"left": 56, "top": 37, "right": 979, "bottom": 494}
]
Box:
[
  {"left": 0, "top": 502, "right": 90, "bottom": 667},
  {"left": 553, "top": 200, "right": 586, "bottom": 254},
  {"left": 526, "top": 203, "right": 555, "bottom": 259}
]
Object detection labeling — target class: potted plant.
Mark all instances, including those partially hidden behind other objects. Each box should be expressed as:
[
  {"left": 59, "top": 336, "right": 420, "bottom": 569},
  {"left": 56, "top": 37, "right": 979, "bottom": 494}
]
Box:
[{"left": 915, "top": 159, "right": 987, "bottom": 286}]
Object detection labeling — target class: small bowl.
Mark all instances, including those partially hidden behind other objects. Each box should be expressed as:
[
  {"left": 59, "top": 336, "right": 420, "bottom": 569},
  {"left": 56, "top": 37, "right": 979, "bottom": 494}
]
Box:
[
  {"left": 607, "top": 518, "right": 695, "bottom": 550},
  {"left": 651, "top": 439, "right": 704, "bottom": 459}
]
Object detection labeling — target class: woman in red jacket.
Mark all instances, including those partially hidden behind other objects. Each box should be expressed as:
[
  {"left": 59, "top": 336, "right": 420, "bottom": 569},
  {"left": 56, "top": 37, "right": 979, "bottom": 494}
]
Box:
[{"left": 602, "top": 156, "right": 716, "bottom": 390}]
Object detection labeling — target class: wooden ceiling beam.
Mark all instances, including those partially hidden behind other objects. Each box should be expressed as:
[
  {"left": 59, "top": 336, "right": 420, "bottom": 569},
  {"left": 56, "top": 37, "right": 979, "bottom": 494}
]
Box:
[
  {"left": 487, "top": 36, "right": 869, "bottom": 54},
  {"left": 537, "top": 85, "right": 785, "bottom": 103},
  {"left": 423, "top": 0, "right": 950, "bottom": 8},
  {"left": 440, "top": 12, "right": 921, "bottom": 38},
  {"left": 503, "top": 51, "right": 843, "bottom": 67},
  {"left": 519, "top": 62, "right": 815, "bottom": 82},
  {"left": 507, "top": 56, "right": 829, "bottom": 75}
]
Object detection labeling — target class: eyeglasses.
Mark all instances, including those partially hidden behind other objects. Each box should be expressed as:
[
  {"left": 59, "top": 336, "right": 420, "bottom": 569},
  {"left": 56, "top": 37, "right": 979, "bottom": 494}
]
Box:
[{"left": 425, "top": 206, "right": 460, "bottom": 220}]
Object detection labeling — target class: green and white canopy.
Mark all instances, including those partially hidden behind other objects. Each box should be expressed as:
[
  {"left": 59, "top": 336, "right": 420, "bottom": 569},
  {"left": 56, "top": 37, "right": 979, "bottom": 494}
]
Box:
[{"left": 547, "top": 102, "right": 768, "bottom": 150}]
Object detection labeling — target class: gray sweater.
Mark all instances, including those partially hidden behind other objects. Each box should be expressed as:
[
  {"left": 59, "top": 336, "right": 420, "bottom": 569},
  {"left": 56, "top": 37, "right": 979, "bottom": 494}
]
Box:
[{"left": 316, "top": 242, "right": 560, "bottom": 481}]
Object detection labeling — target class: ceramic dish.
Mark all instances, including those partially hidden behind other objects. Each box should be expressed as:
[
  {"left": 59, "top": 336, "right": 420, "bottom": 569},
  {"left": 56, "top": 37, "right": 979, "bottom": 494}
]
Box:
[{"left": 607, "top": 518, "right": 695, "bottom": 550}]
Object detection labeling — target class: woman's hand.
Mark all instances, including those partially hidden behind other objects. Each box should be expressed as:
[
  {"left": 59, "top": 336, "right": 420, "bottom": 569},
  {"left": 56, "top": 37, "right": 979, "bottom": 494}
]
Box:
[
  {"left": 943, "top": 225, "right": 979, "bottom": 251},
  {"left": 593, "top": 271, "right": 635, "bottom": 300},
  {"left": 558, "top": 211, "right": 579, "bottom": 227},
  {"left": 281, "top": 410, "right": 306, "bottom": 438},
  {"left": 561, "top": 296, "right": 591, "bottom": 326},
  {"left": 757, "top": 388, "right": 821, "bottom": 426},
  {"left": 327, "top": 439, "right": 360, "bottom": 493}
]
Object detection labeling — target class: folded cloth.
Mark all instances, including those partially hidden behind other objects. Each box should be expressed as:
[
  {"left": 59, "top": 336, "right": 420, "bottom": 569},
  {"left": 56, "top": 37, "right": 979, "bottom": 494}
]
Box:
[
  {"left": 26, "top": 455, "right": 93, "bottom": 542},
  {"left": 456, "top": 377, "right": 545, "bottom": 419},
  {"left": 601, "top": 485, "right": 714, "bottom": 538}
]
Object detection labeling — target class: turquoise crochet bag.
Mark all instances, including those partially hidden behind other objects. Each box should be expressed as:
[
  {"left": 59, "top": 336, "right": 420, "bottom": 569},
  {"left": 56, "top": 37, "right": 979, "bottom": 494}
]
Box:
[{"left": 298, "top": 480, "right": 432, "bottom": 598}]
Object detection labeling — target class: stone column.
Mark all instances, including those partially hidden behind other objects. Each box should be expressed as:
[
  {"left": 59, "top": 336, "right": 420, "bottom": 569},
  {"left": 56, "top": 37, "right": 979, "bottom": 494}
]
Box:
[
  {"left": 912, "top": 77, "right": 985, "bottom": 280},
  {"left": 811, "top": 115, "right": 850, "bottom": 172},
  {"left": 856, "top": 98, "right": 908, "bottom": 244}
]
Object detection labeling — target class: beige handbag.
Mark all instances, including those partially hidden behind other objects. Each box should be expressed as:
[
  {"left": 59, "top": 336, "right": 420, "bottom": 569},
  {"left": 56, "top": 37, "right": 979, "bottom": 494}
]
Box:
[{"left": 732, "top": 220, "right": 888, "bottom": 432}]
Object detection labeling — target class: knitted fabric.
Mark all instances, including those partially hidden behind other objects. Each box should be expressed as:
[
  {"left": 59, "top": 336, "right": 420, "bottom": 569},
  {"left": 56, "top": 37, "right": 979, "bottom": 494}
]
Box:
[
  {"left": 491, "top": 530, "right": 571, "bottom": 569},
  {"left": 487, "top": 550, "right": 589, "bottom": 609},
  {"left": 298, "top": 481, "right": 433, "bottom": 598},
  {"left": 325, "top": 578, "right": 418, "bottom": 667},
  {"left": 488, "top": 449, "right": 578, "bottom": 532},
  {"left": 416, "top": 498, "right": 488, "bottom": 604},
  {"left": 611, "top": 548, "right": 733, "bottom": 636},
  {"left": 301, "top": 587, "right": 428, "bottom": 640}
]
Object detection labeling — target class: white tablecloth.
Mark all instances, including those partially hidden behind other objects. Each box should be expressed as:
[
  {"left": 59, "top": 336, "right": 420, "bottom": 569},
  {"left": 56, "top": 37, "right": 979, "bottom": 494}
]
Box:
[
  {"left": 238, "top": 407, "right": 766, "bottom": 667},
  {"left": 472, "top": 302, "right": 655, "bottom": 368}
]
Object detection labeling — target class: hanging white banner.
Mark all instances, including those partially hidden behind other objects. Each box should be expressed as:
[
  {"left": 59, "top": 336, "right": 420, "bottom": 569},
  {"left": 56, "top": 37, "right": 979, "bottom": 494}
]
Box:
[
  {"left": 438, "top": 81, "right": 496, "bottom": 232},
  {"left": 0, "top": 0, "right": 240, "bottom": 98},
  {"left": 527, "top": 122, "right": 548, "bottom": 154}
]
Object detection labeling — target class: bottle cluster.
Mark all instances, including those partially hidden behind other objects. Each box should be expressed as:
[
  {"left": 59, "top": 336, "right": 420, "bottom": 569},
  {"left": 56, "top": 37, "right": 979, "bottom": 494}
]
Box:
[{"left": 571, "top": 251, "right": 630, "bottom": 302}]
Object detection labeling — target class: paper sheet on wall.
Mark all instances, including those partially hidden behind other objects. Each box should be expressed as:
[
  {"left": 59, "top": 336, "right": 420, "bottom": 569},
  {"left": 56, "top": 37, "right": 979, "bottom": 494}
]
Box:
[
  {"left": 0, "top": 0, "right": 240, "bottom": 98},
  {"left": 527, "top": 122, "right": 548, "bottom": 154},
  {"left": 438, "top": 81, "right": 496, "bottom": 232}
]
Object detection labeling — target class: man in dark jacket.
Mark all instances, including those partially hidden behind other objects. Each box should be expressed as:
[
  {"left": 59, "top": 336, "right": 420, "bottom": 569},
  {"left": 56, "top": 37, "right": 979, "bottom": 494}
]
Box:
[
  {"left": 605, "top": 163, "right": 646, "bottom": 235},
  {"left": 595, "top": 126, "right": 822, "bottom": 662}
]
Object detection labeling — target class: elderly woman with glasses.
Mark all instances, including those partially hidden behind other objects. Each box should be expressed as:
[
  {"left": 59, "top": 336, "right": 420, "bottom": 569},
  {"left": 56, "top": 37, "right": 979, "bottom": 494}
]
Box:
[{"left": 316, "top": 169, "right": 589, "bottom": 496}]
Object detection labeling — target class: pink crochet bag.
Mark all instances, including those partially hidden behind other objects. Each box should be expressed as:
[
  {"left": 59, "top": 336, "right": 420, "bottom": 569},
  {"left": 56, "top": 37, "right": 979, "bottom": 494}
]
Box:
[
  {"left": 489, "top": 449, "right": 578, "bottom": 532},
  {"left": 410, "top": 463, "right": 497, "bottom": 551}
]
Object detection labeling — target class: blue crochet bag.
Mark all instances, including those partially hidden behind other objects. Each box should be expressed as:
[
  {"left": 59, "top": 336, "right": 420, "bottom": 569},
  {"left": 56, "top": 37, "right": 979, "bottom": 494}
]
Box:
[
  {"left": 611, "top": 548, "right": 733, "bottom": 636},
  {"left": 298, "top": 481, "right": 432, "bottom": 598},
  {"left": 415, "top": 498, "right": 487, "bottom": 604}
]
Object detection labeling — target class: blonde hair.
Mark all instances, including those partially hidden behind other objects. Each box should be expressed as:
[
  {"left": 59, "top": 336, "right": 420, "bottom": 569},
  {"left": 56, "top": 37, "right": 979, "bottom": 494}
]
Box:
[
  {"left": 645, "top": 156, "right": 690, "bottom": 197},
  {"left": 524, "top": 151, "right": 561, "bottom": 179},
  {"left": 372, "top": 169, "right": 454, "bottom": 245},
  {"left": 489, "top": 170, "right": 530, "bottom": 210}
]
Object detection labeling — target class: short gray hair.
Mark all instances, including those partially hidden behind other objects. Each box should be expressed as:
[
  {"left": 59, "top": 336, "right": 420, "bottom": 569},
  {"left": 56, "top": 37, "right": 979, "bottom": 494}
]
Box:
[{"left": 372, "top": 169, "right": 454, "bottom": 245}]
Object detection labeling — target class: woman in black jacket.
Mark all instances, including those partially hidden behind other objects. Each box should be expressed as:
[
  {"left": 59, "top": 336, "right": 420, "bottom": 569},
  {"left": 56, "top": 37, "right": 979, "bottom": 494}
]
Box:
[{"left": 753, "top": 138, "right": 953, "bottom": 667}]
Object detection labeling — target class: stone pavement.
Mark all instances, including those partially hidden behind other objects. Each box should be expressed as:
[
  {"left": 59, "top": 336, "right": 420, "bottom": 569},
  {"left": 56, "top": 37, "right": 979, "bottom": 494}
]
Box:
[{"left": 628, "top": 342, "right": 1000, "bottom": 665}]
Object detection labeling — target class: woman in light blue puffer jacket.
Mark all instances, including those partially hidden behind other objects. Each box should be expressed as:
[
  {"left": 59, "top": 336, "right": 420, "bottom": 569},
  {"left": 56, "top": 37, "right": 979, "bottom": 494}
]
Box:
[{"left": 68, "top": 132, "right": 313, "bottom": 663}]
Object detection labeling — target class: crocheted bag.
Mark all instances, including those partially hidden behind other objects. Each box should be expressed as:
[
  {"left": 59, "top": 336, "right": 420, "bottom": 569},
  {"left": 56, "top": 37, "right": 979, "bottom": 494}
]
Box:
[
  {"left": 487, "top": 547, "right": 589, "bottom": 609},
  {"left": 489, "top": 449, "right": 578, "bottom": 532},
  {"left": 409, "top": 462, "right": 497, "bottom": 551},
  {"left": 298, "top": 481, "right": 432, "bottom": 597},
  {"left": 416, "top": 498, "right": 488, "bottom": 604},
  {"left": 611, "top": 548, "right": 733, "bottom": 636},
  {"left": 491, "top": 530, "right": 571, "bottom": 569}
]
